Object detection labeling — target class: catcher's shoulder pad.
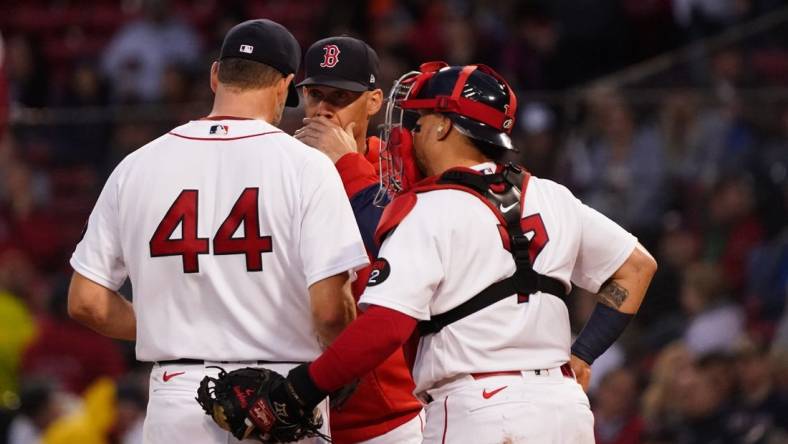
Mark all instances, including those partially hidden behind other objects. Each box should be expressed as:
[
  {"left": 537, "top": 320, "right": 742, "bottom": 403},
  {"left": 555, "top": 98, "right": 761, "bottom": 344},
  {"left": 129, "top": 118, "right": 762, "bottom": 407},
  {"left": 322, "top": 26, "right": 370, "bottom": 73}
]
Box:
[
  {"left": 373, "top": 168, "right": 495, "bottom": 246},
  {"left": 374, "top": 191, "right": 417, "bottom": 246}
]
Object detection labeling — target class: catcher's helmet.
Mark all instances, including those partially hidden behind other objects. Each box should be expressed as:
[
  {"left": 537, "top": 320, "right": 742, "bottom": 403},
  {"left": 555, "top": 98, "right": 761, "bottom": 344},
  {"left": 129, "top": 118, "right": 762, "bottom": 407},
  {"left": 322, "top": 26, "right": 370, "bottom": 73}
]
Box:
[
  {"left": 399, "top": 62, "right": 517, "bottom": 150},
  {"left": 375, "top": 61, "right": 518, "bottom": 204}
]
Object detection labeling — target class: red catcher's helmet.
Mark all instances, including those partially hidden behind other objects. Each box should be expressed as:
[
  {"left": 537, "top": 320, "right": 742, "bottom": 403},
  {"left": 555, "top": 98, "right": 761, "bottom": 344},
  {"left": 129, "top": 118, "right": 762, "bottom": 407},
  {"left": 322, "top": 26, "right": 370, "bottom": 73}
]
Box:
[
  {"left": 376, "top": 62, "right": 518, "bottom": 204},
  {"left": 400, "top": 61, "right": 517, "bottom": 149}
]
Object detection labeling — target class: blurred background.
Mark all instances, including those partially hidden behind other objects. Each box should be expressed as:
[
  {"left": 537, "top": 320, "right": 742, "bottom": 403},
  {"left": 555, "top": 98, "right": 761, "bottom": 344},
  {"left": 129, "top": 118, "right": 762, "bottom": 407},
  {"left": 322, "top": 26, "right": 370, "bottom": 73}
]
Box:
[{"left": 0, "top": 0, "right": 786, "bottom": 443}]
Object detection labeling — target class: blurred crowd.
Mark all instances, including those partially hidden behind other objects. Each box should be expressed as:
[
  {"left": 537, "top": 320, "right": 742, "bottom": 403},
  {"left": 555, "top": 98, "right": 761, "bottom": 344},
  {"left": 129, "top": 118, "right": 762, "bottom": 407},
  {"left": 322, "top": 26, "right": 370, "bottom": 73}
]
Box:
[{"left": 0, "top": 0, "right": 786, "bottom": 443}]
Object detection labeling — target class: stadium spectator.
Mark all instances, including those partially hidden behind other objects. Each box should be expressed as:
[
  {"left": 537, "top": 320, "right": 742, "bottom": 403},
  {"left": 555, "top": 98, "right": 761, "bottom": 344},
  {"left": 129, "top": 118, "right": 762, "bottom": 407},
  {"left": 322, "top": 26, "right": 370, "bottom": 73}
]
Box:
[
  {"left": 6, "top": 380, "right": 63, "bottom": 444},
  {"left": 0, "top": 160, "right": 63, "bottom": 271},
  {"left": 734, "top": 337, "right": 788, "bottom": 433},
  {"left": 680, "top": 262, "right": 744, "bottom": 355},
  {"left": 642, "top": 341, "right": 694, "bottom": 440},
  {"left": 101, "top": 0, "right": 201, "bottom": 103},
  {"left": 701, "top": 176, "right": 764, "bottom": 293},
  {"left": 5, "top": 35, "right": 49, "bottom": 108},
  {"left": 54, "top": 63, "right": 111, "bottom": 166},
  {"left": 562, "top": 88, "right": 666, "bottom": 240},
  {"left": 21, "top": 280, "right": 127, "bottom": 395},
  {"left": 593, "top": 367, "right": 644, "bottom": 444}
]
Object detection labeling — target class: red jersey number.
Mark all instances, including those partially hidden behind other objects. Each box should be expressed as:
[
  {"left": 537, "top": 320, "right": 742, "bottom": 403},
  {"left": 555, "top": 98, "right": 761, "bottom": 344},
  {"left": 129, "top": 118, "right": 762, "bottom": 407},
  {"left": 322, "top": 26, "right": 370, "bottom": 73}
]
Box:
[
  {"left": 149, "top": 190, "right": 209, "bottom": 273},
  {"left": 213, "top": 188, "right": 272, "bottom": 271},
  {"left": 149, "top": 188, "right": 273, "bottom": 273},
  {"left": 516, "top": 214, "right": 549, "bottom": 304},
  {"left": 520, "top": 214, "right": 548, "bottom": 264}
]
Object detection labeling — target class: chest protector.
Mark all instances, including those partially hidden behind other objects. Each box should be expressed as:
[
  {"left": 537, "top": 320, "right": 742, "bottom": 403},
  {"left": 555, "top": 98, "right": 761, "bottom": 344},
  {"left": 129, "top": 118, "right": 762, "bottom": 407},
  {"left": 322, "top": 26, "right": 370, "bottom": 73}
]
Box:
[{"left": 375, "top": 163, "right": 568, "bottom": 336}]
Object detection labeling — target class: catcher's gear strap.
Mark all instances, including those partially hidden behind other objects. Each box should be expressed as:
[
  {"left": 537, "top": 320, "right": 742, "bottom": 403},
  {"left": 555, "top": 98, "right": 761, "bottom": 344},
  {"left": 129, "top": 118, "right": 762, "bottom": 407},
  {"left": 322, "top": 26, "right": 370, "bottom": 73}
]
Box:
[
  {"left": 416, "top": 164, "right": 567, "bottom": 335},
  {"left": 374, "top": 163, "right": 568, "bottom": 336}
]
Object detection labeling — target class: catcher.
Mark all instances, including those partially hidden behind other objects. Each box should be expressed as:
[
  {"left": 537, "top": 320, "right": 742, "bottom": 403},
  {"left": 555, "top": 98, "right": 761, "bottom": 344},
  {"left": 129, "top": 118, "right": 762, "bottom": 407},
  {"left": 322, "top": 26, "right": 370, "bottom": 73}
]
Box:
[{"left": 197, "top": 61, "right": 657, "bottom": 443}]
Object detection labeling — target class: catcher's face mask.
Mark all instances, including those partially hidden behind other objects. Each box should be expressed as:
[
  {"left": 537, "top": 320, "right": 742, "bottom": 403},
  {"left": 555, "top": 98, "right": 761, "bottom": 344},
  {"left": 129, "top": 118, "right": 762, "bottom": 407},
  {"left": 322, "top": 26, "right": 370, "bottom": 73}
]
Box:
[
  {"left": 375, "top": 62, "right": 445, "bottom": 205},
  {"left": 375, "top": 61, "right": 517, "bottom": 205}
]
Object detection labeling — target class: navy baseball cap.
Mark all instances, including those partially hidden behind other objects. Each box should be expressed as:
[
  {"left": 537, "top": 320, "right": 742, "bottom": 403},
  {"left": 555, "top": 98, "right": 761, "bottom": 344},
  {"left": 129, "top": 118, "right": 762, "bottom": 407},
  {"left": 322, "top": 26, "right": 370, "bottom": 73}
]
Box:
[
  {"left": 296, "top": 36, "right": 380, "bottom": 92},
  {"left": 220, "top": 19, "right": 301, "bottom": 107}
]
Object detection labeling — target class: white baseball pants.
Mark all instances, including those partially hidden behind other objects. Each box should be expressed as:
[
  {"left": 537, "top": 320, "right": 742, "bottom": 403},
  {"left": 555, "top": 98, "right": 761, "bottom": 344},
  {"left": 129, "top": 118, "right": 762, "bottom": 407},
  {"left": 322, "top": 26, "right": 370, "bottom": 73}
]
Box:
[{"left": 421, "top": 367, "right": 594, "bottom": 444}]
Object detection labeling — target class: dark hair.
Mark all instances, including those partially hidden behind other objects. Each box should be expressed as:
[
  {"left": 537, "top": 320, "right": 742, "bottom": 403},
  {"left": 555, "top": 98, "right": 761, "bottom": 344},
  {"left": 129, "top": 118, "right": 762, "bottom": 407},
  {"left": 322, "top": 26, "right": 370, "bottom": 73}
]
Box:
[
  {"left": 470, "top": 138, "right": 511, "bottom": 163},
  {"left": 218, "top": 58, "right": 284, "bottom": 90}
]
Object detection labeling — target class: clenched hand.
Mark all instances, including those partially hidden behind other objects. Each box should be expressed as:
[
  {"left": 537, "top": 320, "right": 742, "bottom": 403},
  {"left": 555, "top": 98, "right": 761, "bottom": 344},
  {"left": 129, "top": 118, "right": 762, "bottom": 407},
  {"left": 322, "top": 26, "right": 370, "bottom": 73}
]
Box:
[{"left": 294, "top": 116, "right": 357, "bottom": 163}]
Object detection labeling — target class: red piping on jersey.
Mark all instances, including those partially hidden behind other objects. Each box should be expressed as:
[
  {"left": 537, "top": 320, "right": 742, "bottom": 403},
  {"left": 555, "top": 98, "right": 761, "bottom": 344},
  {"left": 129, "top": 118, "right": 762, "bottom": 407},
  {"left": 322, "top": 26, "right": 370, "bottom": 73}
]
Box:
[
  {"left": 442, "top": 396, "right": 449, "bottom": 444},
  {"left": 168, "top": 130, "right": 283, "bottom": 141},
  {"left": 199, "top": 115, "right": 255, "bottom": 120}
]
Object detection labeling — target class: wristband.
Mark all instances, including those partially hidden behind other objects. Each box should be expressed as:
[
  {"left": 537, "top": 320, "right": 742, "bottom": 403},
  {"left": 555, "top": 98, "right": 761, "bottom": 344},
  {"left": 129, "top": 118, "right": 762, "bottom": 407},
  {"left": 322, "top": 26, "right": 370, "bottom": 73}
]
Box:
[
  {"left": 286, "top": 363, "right": 327, "bottom": 411},
  {"left": 571, "top": 304, "right": 633, "bottom": 365}
]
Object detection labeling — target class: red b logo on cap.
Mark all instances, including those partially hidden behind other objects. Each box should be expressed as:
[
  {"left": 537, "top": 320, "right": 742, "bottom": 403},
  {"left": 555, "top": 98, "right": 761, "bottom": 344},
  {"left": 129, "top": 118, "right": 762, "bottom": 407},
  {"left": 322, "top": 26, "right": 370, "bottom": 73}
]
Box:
[{"left": 320, "top": 44, "right": 341, "bottom": 68}]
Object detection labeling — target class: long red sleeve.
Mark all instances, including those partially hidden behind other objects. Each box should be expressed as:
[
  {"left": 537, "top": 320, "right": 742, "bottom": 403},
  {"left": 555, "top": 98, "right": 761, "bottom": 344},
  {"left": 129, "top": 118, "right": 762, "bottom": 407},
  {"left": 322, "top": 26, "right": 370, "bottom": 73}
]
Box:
[
  {"left": 308, "top": 305, "right": 417, "bottom": 392},
  {"left": 335, "top": 152, "right": 379, "bottom": 198}
]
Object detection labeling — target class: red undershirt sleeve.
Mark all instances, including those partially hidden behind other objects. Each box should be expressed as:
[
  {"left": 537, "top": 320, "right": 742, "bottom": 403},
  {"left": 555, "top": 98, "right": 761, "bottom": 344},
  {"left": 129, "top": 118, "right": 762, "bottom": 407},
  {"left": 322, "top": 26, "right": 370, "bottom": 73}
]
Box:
[
  {"left": 308, "top": 305, "right": 417, "bottom": 392},
  {"left": 335, "top": 152, "right": 379, "bottom": 198}
]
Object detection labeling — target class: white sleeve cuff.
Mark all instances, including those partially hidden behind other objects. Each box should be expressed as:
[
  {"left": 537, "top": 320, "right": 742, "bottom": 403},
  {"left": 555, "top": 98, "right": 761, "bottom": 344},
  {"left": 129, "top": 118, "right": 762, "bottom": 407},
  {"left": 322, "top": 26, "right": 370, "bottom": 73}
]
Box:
[
  {"left": 359, "top": 296, "right": 430, "bottom": 321},
  {"left": 69, "top": 256, "right": 125, "bottom": 291},
  {"left": 306, "top": 255, "right": 370, "bottom": 287}
]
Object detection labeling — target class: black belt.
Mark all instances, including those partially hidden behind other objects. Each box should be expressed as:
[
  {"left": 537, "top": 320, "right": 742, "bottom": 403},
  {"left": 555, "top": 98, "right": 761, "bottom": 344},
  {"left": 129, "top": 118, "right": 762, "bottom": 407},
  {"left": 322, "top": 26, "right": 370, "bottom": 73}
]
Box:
[{"left": 156, "top": 358, "right": 305, "bottom": 366}]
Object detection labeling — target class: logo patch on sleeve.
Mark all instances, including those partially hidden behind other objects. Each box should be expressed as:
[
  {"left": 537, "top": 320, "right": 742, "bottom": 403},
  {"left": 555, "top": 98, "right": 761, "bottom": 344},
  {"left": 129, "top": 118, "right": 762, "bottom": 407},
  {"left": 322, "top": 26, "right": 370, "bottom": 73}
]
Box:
[{"left": 366, "top": 258, "right": 391, "bottom": 287}]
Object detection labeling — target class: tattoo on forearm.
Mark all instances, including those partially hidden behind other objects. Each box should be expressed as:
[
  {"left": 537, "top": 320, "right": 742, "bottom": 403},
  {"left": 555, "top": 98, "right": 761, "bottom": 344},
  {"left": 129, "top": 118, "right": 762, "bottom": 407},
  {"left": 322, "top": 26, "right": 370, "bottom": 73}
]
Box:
[{"left": 597, "top": 280, "right": 629, "bottom": 309}]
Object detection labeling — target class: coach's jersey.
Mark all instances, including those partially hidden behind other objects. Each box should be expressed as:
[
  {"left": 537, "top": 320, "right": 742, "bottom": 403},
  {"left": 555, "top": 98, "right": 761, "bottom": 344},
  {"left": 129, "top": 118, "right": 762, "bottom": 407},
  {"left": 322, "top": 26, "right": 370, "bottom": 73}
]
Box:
[
  {"left": 359, "top": 163, "right": 637, "bottom": 394},
  {"left": 71, "top": 118, "right": 369, "bottom": 362}
]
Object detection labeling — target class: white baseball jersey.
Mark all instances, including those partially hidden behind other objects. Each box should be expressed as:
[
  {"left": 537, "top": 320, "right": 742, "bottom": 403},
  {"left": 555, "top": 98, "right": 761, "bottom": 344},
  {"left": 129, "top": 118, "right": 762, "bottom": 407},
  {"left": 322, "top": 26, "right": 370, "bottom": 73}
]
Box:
[
  {"left": 359, "top": 162, "right": 637, "bottom": 394},
  {"left": 71, "top": 118, "right": 369, "bottom": 362}
]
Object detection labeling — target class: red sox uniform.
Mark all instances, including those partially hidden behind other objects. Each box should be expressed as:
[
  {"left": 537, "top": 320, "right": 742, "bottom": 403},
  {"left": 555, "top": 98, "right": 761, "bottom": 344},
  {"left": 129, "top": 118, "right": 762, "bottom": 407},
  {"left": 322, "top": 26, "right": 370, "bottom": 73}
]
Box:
[
  {"left": 295, "top": 35, "right": 425, "bottom": 443},
  {"left": 258, "top": 62, "right": 650, "bottom": 444},
  {"left": 70, "top": 117, "right": 369, "bottom": 443},
  {"left": 358, "top": 162, "right": 637, "bottom": 443}
]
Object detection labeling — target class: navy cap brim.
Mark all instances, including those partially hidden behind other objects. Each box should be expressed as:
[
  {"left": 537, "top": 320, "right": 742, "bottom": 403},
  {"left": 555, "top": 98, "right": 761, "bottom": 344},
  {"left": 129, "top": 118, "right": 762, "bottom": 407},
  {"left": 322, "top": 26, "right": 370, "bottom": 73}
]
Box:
[
  {"left": 286, "top": 81, "right": 299, "bottom": 107},
  {"left": 296, "top": 75, "right": 370, "bottom": 92}
]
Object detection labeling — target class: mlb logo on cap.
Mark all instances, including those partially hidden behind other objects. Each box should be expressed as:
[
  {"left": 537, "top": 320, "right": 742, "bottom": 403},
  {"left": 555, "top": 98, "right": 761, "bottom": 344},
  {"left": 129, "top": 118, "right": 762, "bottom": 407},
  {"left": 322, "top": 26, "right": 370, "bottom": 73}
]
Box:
[
  {"left": 239, "top": 44, "right": 254, "bottom": 54},
  {"left": 210, "top": 125, "right": 229, "bottom": 135}
]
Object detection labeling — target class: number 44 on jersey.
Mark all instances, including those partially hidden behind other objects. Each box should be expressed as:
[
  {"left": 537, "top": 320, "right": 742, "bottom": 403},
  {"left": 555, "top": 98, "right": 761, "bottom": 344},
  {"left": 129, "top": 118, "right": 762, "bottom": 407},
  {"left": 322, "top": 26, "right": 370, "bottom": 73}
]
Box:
[{"left": 149, "top": 188, "right": 273, "bottom": 273}]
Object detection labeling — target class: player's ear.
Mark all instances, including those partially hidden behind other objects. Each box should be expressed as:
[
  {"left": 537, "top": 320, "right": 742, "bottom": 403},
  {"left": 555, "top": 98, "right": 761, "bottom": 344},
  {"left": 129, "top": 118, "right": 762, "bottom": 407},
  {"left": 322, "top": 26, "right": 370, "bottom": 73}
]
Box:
[
  {"left": 210, "top": 61, "right": 219, "bottom": 93},
  {"left": 279, "top": 74, "right": 295, "bottom": 101},
  {"left": 366, "top": 88, "right": 383, "bottom": 117},
  {"left": 279, "top": 73, "right": 295, "bottom": 102},
  {"left": 436, "top": 115, "right": 452, "bottom": 141}
]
